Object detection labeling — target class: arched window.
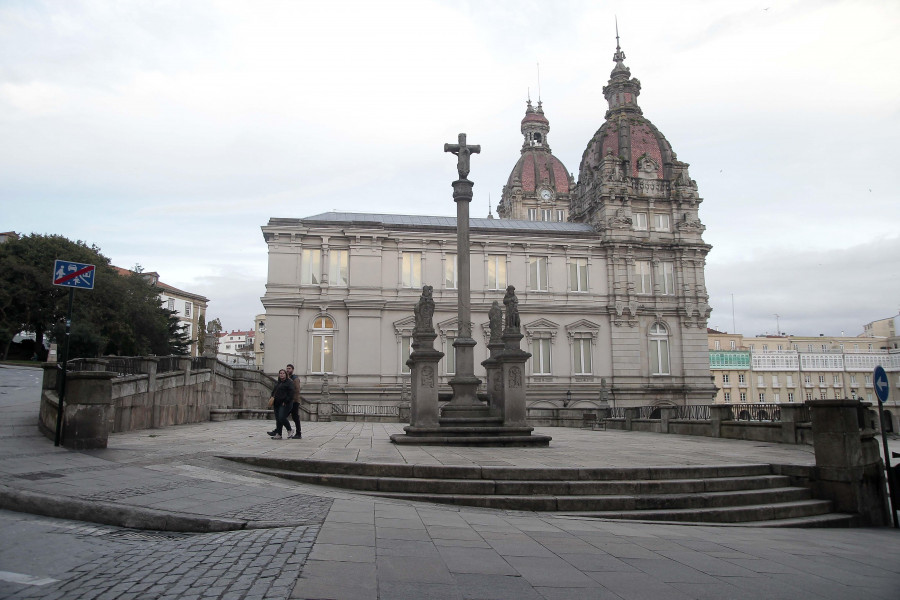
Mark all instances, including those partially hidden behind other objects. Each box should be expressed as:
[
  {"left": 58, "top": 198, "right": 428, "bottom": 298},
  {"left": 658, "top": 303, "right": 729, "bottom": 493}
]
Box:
[
  {"left": 649, "top": 322, "right": 669, "bottom": 375},
  {"left": 311, "top": 316, "right": 334, "bottom": 373}
]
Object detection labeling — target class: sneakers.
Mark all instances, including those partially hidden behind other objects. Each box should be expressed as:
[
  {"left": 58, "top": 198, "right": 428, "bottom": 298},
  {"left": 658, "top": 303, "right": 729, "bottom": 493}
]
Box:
[
  {"left": 291, "top": 433, "right": 302, "bottom": 439},
  {"left": 270, "top": 433, "right": 283, "bottom": 440},
  {"left": 267, "top": 430, "right": 277, "bottom": 436}
]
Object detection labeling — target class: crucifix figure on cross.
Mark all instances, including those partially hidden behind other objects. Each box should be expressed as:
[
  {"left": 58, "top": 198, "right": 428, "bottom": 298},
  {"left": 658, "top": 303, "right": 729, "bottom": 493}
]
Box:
[{"left": 443, "top": 133, "right": 481, "bottom": 180}]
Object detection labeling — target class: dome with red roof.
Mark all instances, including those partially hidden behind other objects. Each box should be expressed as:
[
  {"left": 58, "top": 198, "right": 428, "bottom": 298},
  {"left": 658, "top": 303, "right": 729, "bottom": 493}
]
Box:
[{"left": 497, "top": 100, "right": 575, "bottom": 221}]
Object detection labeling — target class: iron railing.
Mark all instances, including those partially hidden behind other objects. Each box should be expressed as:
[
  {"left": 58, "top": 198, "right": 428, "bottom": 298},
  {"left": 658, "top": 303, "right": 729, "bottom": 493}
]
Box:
[
  {"left": 331, "top": 404, "right": 400, "bottom": 417},
  {"left": 675, "top": 404, "right": 711, "bottom": 420},
  {"left": 731, "top": 403, "right": 782, "bottom": 422}
]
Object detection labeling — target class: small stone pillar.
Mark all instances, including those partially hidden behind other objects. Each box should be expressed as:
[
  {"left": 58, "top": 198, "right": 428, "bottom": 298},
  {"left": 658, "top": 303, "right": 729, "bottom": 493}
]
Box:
[
  {"left": 63, "top": 371, "right": 118, "bottom": 450},
  {"left": 496, "top": 287, "right": 530, "bottom": 427},
  {"left": 407, "top": 287, "right": 444, "bottom": 429},
  {"left": 660, "top": 406, "right": 677, "bottom": 433},
  {"left": 779, "top": 404, "right": 807, "bottom": 444},
  {"left": 710, "top": 404, "right": 733, "bottom": 438},
  {"left": 624, "top": 407, "right": 640, "bottom": 431},
  {"left": 480, "top": 301, "right": 505, "bottom": 417},
  {"left": 137, "top": 357, "right": 160, "bottom": 428},
  {"left": 808, "top": 399, "right": 890, "bottom": 525},
  {"left": 317, "top": 373, "right": 333, "bottom": 422}
]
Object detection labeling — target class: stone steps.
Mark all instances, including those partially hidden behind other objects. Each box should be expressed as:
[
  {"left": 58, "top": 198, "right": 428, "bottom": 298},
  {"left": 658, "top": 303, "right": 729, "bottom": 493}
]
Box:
[{"left": 224, "top": 457, "right": 852, "bottom": 526}]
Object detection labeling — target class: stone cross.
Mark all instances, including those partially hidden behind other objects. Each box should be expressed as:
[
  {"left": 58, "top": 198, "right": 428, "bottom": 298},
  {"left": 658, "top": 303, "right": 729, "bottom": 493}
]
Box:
[{"left": 443, "top": 133, "right": 481, "bottom": 180}]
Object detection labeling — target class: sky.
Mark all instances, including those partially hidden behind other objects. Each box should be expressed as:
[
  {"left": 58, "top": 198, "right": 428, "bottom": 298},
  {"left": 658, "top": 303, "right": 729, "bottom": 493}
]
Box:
[{"left": 2, "top": 0, "right": 899, "bottom": 338}]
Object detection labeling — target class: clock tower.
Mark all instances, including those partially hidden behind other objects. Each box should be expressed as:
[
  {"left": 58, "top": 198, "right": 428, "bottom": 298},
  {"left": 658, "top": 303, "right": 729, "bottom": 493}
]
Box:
[{"left": 497, "top": 100, "right": 575, "bottom": 221}]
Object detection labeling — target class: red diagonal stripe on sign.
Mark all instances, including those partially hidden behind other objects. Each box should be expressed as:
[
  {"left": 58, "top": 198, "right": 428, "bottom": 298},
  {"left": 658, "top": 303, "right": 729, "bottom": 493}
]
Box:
[{"left": 55, "top": 265, "right": 94, "bottom": 284}]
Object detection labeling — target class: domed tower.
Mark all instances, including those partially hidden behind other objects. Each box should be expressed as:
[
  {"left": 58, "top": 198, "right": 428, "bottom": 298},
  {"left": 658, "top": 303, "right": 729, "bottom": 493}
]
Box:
[
  {"left": 497, "top": 100, "right": 575, "bottom": 221},
  {"left": 572, "top": 37, "right": 706, "bottom": 247}
]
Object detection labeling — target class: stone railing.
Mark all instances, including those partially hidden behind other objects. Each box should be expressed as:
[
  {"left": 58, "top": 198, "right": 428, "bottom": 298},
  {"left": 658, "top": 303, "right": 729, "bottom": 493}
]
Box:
[{"left": 39, "top": 356, "right": 276, "bottom": 449}]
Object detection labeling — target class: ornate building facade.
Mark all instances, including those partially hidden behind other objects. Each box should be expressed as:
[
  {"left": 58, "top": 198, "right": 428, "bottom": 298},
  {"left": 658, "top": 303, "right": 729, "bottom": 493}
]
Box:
[{"left": 261, "top": 41, "right": 716, "bottom": 409}]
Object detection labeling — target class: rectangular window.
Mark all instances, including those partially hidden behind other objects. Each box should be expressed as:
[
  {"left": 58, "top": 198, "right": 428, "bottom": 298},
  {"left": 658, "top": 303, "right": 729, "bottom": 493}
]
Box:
[
  {"left": 528, "top": 208, "right": 537, "bottom": 221},
  {"left": 528, "top": 256, "right": 549, "bottom": 291},
  {"left": 569, "top": 258, "right": 588, "bottom": 292},
  {"left": 185, "top": 324, "right": 191, "bottom": 339},
  {"left": 329, "top": 249, "right": 349, "bottom": 287},
  {"left": 444, "top": 254, "right": 457, "bottom": 289},
  {"left": 401, "top": 252, "right": 422, "bottom": 288},
  {"left": 312, "top": 335, "right": 333, "bottom": 373},
  {"left": 788, "top": 392, "right": 794, "bottom": 402},
  {"left": 777, "top": 345, "right": 783, "bottom": 351},
  {"left": 832, "top": 374, "right": 840, "bottom": 385},
  {"left": 650, "top": 338, "right": 670, "bottom": 375},
  {"left": 633, "top": 212, "right": 648, "bottom": 231},
  {"left": 722, "top": 373, "right": 730, "bottom": 384},
  {"left": 865, "top": 374, "right": 872, "bottom": 384},
  {"left": 820, "top": 390, "right": 827, "bottom": 400},
  {"left": 724, "top": 392, "right": 731, "bottom": 402},
  {"left": 772, "top": 376, "right": 779, "bottom": 387},
  {"left": 850, "top": 374, "right": 857, "bottom": 384},
  {"left": 762, "top": 345, "right": 768, "bottom": 352},
  {"left": 653, "top": 213, "right": 670, "bottom": 231},
  {"left": 401, "top": 336, "right": 412, "bottom": 374},
  {"left": 807, "top": 344, "right": 813, "bottom": 351},
  {"left": 730, "top": 340, "right": 736, "bottom": 350},
  {"left": 787, "top": 375, "right": 794, "bottom": 387},
  {"left": 532, "top": 338, "right": 551, "bottom": 374},
  {"left": 805, "top": 375, "right": 811, "bottom": 384},
  {"left": 573, "top": 338, "right": 592, "bottom": 375},
  {"left": 167, "top": 298, "right": 174, "bottom": 311},
  {"left": 714, "top": 340, "right": 721, "bottom": 350},
  {"left": 757, "top": 375, "right": 765, "bottom": 387},
  {"left": 661, "top": 261, "right": 675, "bottom": 295},
  {"left": 740, "top": 392, "right": 747, "bottom": 403},
  {"left": 301, "top": 248, "right": 321, "bottom": 285},
  {"left": 487, "top": 255, "right": 506, "bottom": 290},
  {"left": 738, "top": 374, "right": 746, "bottom": 384},
  {"left": 774, "top": 392, "right": 781, "bottom": 403},
  {"left": 806, "top": 392, "right": 813, "bottom": 401},
  {"left": 556, "top": 209, "right": 565, "bottom": 222},
  {"left": 758, "top": 392, "right": 765, "bottom": 402},
  {"left": 445, "top": 336, "right": 456, "bottom": 374},
  {"left": 541, "top": 209, "right": 552, "bottom": 222},
  {"left": 635, "top": 260, "right": 652, "bottom": 294},
  {"left": 184, "top": 302, "right": 192, "bottom": 317}
]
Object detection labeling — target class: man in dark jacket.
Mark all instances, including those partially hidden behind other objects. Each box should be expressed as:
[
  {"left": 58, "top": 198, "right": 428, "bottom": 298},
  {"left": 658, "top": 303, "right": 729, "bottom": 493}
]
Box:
[{"left": 286, "top": 364, "right": 302, "bottom": 439}]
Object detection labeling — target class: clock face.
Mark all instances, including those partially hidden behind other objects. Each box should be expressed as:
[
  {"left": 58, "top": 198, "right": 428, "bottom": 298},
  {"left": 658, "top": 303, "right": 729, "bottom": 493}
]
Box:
[{"left": 540, "top": 189, "right": 552, "bottom": 200}]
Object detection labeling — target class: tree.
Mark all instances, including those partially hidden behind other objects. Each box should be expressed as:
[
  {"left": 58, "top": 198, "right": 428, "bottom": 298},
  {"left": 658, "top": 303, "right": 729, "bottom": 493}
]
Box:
[{"left": 0, "top": 234, "right": 191, "bottom": 359}]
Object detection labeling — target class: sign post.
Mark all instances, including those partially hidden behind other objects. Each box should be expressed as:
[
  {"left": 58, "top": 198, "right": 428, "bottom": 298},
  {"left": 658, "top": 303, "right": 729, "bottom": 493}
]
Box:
[
  {"left": 873, "top": 365, "right": 898, "bottom": 528},
  {"left": 52, "top": 260, "right": 96, "bottom": 447}
]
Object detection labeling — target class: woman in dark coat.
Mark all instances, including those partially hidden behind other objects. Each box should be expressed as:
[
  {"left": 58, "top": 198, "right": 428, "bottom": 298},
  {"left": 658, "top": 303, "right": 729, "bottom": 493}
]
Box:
[{"left": 270, "top": 369, "right": 295, "bottom": 439}]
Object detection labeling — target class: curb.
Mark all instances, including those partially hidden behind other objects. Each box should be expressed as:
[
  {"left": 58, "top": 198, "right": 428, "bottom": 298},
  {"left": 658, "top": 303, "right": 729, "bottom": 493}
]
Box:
[{"left": 0, "top": 484, "right": 268, "bottom": 533}]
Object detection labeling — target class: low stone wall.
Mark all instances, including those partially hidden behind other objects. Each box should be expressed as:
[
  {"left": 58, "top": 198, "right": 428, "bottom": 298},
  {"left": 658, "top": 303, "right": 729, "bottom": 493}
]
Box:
[{"left": 39, "top": 357, "right": 276, "bottom": 448}]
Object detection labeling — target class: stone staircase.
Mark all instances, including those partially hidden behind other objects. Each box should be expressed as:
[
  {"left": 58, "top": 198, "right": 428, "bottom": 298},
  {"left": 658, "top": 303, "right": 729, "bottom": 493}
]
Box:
[{"left": 225, "top": 457, "right": 859, "bottom": 527}]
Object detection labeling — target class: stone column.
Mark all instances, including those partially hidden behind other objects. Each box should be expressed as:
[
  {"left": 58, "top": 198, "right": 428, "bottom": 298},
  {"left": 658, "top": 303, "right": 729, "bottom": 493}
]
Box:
[
  {"left": 808, "top": 399, "right": 890, "bottom": 525},
  {"left": 446, "top": 177, "right": 481, "bottom": 408},
  {"left": 497, "top": 328, "right": 530, "bottom": 427}
]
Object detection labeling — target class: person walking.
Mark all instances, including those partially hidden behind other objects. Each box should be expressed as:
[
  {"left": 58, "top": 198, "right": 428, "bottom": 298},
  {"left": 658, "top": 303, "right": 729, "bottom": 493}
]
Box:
[
  {"left": 286, "top": 363, "right": 302, "bottom": 439},
  {"left": 268, "top": 369, "right": 295, "bottom": 440}
]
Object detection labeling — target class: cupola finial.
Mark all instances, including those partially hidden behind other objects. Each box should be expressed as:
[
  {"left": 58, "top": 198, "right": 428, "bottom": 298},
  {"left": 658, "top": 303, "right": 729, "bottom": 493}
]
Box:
[{"left": 613, "top": 17, "right": 626, "bottom": 65}]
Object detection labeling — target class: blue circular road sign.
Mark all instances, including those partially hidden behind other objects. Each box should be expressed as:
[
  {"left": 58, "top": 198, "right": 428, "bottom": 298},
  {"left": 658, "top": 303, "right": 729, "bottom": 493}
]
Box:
[{"left": 873, "top": 365, "right": 889, "bottom": 403}]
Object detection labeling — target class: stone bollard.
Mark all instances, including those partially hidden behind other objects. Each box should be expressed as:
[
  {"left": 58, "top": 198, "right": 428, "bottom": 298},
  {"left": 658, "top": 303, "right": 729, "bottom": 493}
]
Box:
[
  {"left": 660, "top": 406, "right": 677, "bottom": 433},
  {"left": 808, "top": 399, "right": 890, "bottom": 525},
  {"left": 624, "top": 407, "right": 640, "bottom": 431},
  {"left": 709, "top": 404, "right": 733, "bottom": 438},
  {"left": 497, "top": 329, "right": 530, "bottom": 427},
  {"left": 779, "top": 404, "right": 807, "bottom": 444},
  {"left": 62, "top": 371, "right": 117, "bottom": 450}
]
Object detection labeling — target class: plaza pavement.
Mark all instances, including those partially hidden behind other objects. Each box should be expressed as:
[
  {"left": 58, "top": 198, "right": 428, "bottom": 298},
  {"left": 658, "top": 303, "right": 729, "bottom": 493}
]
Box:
[{"left": 1, "top": 364, "right": 899, "bottom": 599}]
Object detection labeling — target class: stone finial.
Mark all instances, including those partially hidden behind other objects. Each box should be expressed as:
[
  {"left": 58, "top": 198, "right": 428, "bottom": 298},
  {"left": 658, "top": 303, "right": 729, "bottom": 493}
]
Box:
[
  {"left": 413, "top": 285, "right": 435, "bottom": 334},
  {"left": 503, "top": 286, "right": 521, "bottom": 333}
]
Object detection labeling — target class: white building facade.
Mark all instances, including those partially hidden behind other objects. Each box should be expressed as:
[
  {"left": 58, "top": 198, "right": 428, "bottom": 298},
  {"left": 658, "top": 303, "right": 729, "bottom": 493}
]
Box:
[{"left": 261, "top": 42, "right": 716, "bottom": 409}]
